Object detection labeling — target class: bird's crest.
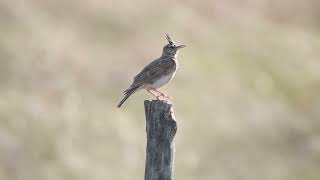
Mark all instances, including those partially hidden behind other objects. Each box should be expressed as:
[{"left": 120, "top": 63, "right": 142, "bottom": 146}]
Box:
[{"left": 165, "top": 33, "right": 174, "bottom": 44}]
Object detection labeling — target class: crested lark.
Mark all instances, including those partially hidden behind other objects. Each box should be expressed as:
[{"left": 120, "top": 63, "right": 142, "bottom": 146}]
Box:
[{"left": 117, "top": 34, "right": 185, "bottom": 108}]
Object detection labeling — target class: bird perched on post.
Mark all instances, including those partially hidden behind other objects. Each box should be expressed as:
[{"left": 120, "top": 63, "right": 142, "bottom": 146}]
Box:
[{"left": 117, "top": 34, "right": 186, "bottom": 108}]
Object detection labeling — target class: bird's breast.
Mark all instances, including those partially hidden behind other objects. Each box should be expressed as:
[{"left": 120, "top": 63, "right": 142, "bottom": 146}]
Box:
[{"left": 148, "top": 71, "right": 176, "bottom": 89}]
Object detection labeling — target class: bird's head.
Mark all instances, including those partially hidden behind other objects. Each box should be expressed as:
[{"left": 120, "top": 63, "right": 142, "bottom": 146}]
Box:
[{"left": 162, "top": 33, "right": 186, "bottom": 58}]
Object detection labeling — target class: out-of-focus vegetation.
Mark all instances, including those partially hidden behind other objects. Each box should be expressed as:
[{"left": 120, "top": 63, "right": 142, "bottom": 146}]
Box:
[{"left": 0, "top": 0, "right": 320, "bottom": 180}]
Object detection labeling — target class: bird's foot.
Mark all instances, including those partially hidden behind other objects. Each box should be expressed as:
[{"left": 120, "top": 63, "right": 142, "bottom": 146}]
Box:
[
  {"left": 161, "top": 92, "right": 172, "bottom": 99},
  {"left": 156, "top": 94, "right": 172, "bottom": 100}
]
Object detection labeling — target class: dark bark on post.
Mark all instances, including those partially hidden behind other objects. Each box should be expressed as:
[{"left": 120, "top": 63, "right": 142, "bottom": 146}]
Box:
[{"left": 144, "top": 100, "right": 177, "bottom": 180}]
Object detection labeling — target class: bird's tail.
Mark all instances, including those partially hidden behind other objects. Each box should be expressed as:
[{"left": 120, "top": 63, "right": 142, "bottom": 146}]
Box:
[{"left": 117, "top": 86, "right": 139, "bottom": 108}]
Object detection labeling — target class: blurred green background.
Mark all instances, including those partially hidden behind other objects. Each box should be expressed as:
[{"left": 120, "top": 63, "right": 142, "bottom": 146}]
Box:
[{"left": 1, "top": 0, "right": 320, "bottom": 180}]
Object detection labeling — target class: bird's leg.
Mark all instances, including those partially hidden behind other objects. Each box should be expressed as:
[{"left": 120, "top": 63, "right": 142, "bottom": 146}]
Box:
[
  {"left": 146, "top": 89, "right": 160, "bottom": 100},
  {"left": 150, "top": 88, "right": 172, "bottom": 99}
]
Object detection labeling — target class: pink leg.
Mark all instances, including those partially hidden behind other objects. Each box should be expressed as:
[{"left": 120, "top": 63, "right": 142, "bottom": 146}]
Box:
[
  {"left": 149, "top": 88, "right": 172, "bottom": 99},
  {"left": 146, "top": 89, "right": 160, "bottom": 100}
]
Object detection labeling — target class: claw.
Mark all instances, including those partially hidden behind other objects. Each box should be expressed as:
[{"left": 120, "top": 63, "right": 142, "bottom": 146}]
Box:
[{"left": 156, "top": 94, "right": 172, "bottom": 100}]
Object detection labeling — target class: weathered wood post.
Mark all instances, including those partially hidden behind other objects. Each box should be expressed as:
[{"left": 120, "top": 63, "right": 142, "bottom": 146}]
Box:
[{"left": 144, "top": 100, "right": 177, "bottom": 180}]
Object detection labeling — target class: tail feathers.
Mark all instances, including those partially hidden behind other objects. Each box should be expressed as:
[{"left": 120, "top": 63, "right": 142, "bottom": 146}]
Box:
[
  {"left": 117, "top": 86, "right": 139, "bottom": 108},
  {"left": 117, "top": 94, "right": 131, "bottom": 108}
]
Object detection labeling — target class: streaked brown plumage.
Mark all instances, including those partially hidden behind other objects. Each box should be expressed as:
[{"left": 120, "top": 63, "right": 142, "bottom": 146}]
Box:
[{"left": 117, "top": 34, "right": 185, "bottom": 108}]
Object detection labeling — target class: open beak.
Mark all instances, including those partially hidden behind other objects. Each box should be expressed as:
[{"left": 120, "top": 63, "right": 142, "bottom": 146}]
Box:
[{"left": 176, "top": 45, "right": 186, "bottom": 49}]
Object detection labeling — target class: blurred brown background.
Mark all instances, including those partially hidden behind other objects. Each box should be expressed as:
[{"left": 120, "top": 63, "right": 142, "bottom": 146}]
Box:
[{"left": 1, "top": 0, "right": 320, "bottom": 180}]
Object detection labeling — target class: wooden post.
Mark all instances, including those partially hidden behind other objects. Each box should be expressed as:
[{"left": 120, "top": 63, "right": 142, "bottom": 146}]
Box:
[{"left": 144, "top": 100, "right": 177, "bottom": 180}]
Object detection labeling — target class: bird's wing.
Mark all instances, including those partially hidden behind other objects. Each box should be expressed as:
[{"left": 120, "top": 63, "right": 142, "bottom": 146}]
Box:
[{"left": 130, "top": 59, "right": 176, "bottom": 88}]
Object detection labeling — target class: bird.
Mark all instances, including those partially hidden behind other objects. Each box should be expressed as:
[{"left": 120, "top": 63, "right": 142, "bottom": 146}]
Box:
[{"left": 117, "top": 33, "right": 186, "bottom": 108}]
